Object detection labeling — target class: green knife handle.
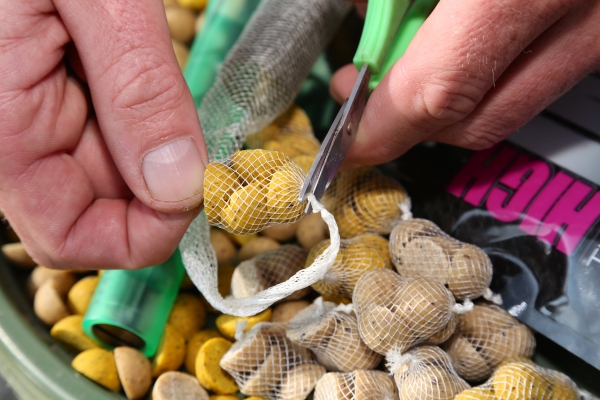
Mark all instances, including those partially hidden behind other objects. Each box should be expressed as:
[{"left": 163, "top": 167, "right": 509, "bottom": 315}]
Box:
[{"left": 353, "top": 0, "right": 412, "bottom": 75}]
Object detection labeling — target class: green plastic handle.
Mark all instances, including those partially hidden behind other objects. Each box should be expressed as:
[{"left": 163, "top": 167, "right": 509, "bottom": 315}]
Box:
[
  {"left": 353, "top": 0, "right": 411, "bottom": 75},
  {"left": 369, "top": 0, "right": 439, "bottom": 89},
  {"left": 355, "top": 0, "right": 439, "bottom": 89}
]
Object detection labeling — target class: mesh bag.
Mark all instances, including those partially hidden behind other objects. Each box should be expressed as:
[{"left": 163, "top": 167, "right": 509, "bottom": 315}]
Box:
[
  {"left": 198, "top": 0, "right": 351, "bottom": 162},
  {"left": 353, "top": 269, "right": 473, "bottom": 356},
  {"left": 443, "top": 301, "right": 535, "bottom": 381},
  {"left": 204, "top": 149, "right": 307, "bottom": 235},
  {"left": 322, "top": 167, "right": 412, "bottom": 238},
  {"left": 389, "top": 218, "right": 494, "bottom": 301},
  {"left": 454, "top": 359, "right": 586, "bottom": 400},
  {"left": 179, "top": 0, "right": 351, "bottom": 316},
  {"left": 313, "top": 370, "right": 398, "bottom": 400},
  {"left": 246, "top": 104, "right": 321, "bottom": 164},
  {"left": 220, "top": 322, "right": 324, "bottom": 399},
  {"left": 286, "top": 298, "right": 382, "bottom": 372},
  {"left": 231, "top": 244, "right": 310, "bottom": 301},
  {"left": 388, "top": 345, "right": 470, "bottom": 400},
  {"left": 305, "top": 234, "right": 392, "bottom": 300}
]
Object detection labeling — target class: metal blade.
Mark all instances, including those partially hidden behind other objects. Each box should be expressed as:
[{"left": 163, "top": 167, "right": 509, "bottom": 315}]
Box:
[{"left": 299, "top": 65, "right": 371, "bottom": 211}]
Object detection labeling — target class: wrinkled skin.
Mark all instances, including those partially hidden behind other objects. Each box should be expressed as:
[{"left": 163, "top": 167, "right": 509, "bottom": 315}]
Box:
[
  {"left": 333, "top": 0, "right": 600, "bottom": 167},
  {"left": 0, "top": 0, "right": 208, "bottom": 270}
]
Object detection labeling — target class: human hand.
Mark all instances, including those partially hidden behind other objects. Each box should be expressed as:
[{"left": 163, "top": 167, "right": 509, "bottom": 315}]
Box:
[
  {"left": 332, "top": 0, "right": 600, "bottom": 166},
  {"left": 0, "top": 0, "right": 208, "bottom": 270}
]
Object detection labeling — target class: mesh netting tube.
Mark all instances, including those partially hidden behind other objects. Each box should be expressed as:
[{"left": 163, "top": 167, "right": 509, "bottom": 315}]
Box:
[{"left": 180, "top": 0, "right": 351, "bottom": 317}]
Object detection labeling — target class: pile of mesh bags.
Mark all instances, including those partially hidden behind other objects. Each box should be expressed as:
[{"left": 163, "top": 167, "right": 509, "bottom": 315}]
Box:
[{"left": 177, "top": 0, "right": 594, "bottom": 398}]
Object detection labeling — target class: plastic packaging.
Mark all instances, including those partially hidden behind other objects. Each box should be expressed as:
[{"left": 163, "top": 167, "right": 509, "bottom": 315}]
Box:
[{"left": 386, "top": 73, "right": 600, "bottom": 370}]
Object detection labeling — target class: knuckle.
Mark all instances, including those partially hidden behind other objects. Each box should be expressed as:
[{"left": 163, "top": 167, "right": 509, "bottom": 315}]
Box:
[
  {"left": 413, "top": 73, "right": 485, "bottom": 126},
  {"left": 110, "top": 51, "right": 184, "bottom": 121},
  {"left": 460, "top": 130, "right": 501, "bottom": 150}
]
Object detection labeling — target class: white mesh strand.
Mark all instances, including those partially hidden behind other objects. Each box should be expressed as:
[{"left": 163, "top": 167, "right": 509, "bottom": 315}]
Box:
[
  {"left": 353, "top": 269, "right": 460, "bottom": 355},
  {"left": 388, "top": 345, "right": 470, "bottom": 400},
  {"left": 389, "top": 218, "right": 493, "bottom": 301},
  {"left": 198, "top": 0, "right": 351, "bottom": 162},
  {"left": 246, "top": 105, "right": 321, "bottom": 166},
  {"left": 220, "top": 322, "right": 324, "bottom": 399},
  {"left": 307, "top": 234, "right": 392, "bottom": 300},
  {"left": 231, "top": 244, "right": 311, "bottom": 301},
  {"left": 322, "top": 167, "right": 411, "bottom": 239},
  {"left": 182, "top": 195, "right": 339, "bottom": 317},
  {"left": 204, "top": 150, "right": 307, "bottom": 235},
  {"left": 313, "top": 370, "right": 398, "bottom": 400},
  {"left": 180, "top": 0, "right": 350, "bottom": 316},
  {"left": 443, "top": 301, "right": 535, "bottom": 382},
  {"left": 454, "top": 359, "right": 584, "bottom": 400},
  {"left": 286, "top": 298, "right": 382, "bottom": 372}
]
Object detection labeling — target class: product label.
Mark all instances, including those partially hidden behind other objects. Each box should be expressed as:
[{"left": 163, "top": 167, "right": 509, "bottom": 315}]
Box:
[{"left": 448, "top": 144, "right": 600, "bottom": 256}]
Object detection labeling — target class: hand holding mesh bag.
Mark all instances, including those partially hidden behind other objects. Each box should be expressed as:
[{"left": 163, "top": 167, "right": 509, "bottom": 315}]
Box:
[
  {"left": 286, "top": 298, "right": 382, "bottom": 372},
  {"left": 443, "top": 301, "right": 535, "bottom": 381},
  {"left": 179, "top": 0, "right": 350, "bottom": 317},
  {"left": 389, "top": 218, "right": 494, "bottom": 301}
]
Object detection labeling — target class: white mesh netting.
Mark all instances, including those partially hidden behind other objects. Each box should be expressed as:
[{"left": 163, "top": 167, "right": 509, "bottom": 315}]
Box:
[
  {"left": 198, "top": 0, "right": 351, "bottom": 162},
  {"left": 443, "top": 300, "right": 536, "bottom": 381},
  {"left": 305, "top": 234, "right": 392, "bottom": 301},
  {"left": 245, "top": 104, "right": 321, "bottom": 174},
  {"left": 454, "top": 359, "right": 586, "bottom": 400},
  {"left": 389, "top": 218, "right": 494, "bottom": 301},
  {"left": 313, "top": 370, "right": 398, "bottom": 400},
  {"left": 205, "top": 150, "right": 307, "bottom": 235},
  {"left": 231, "top": 244, "right": 310, "bottom": 301},
  {"left": 180, "top": 0, "right": 351, "bottom": 316},
  {"left": 322, "top": 167, "right": 412, "bottom": 239},
  {"left": 220, "top": 322, "right": 324, "bottom": 399},
  {"left": 353, "top": 269, "right": 471, "bottom": 356},
  {"left": 286, "top": 298, "right": 382, "bottom": 372},
  {"left": 388, "top": 345, "right": 470, "bottom": 400}
]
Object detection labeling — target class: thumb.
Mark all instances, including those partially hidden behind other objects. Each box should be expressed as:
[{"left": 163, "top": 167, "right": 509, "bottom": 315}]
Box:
[{"left": 56, "top": 0, "right": 208, "bottom": 213}]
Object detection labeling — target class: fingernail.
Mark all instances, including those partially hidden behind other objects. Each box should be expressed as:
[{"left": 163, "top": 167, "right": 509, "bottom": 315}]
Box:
[{"left": 142, "top": 138, "right": 205, "bottom": 202}]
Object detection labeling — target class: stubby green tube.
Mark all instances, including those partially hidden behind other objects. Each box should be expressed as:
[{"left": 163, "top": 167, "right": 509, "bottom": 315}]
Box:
[{"left": 82, "top": 250, "right": 185, "bottom": 357}]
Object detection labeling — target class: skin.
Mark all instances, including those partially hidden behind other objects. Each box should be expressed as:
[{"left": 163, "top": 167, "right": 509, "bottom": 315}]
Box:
[
  {"left": 332, "top": 0, "right": 600, "bottom": 168},
  {"left": 1, "top": 0, "right": 599, "bottom": 270},
  {"left": 0, "top": 0, "right": 208, "bottom": 270}
]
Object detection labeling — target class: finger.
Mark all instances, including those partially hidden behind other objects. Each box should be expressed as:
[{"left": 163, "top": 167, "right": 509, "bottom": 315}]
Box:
[
  {"left": 343, "top": 0, "right": 367, "bottom": 18},
  {"left": 70, "top": 117, "right": 132, "bottom": 199},
  {"left": 55, "top": 0, "right": 209, "bottom": 213},
  {"left": 66, "top": 42, "right": 87, "bottom": 83},
  {"left": 431, "top": 1, "right": 600, "bottom": 148},
  {"left": 330, "top": 64, "right": 359, "bottom": 103},
  {"left": 0, "top": 1, "right": 200, "bottom": 270},
  {"left": 344, "top": 0, "right": 572, "bottom": 166}
]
